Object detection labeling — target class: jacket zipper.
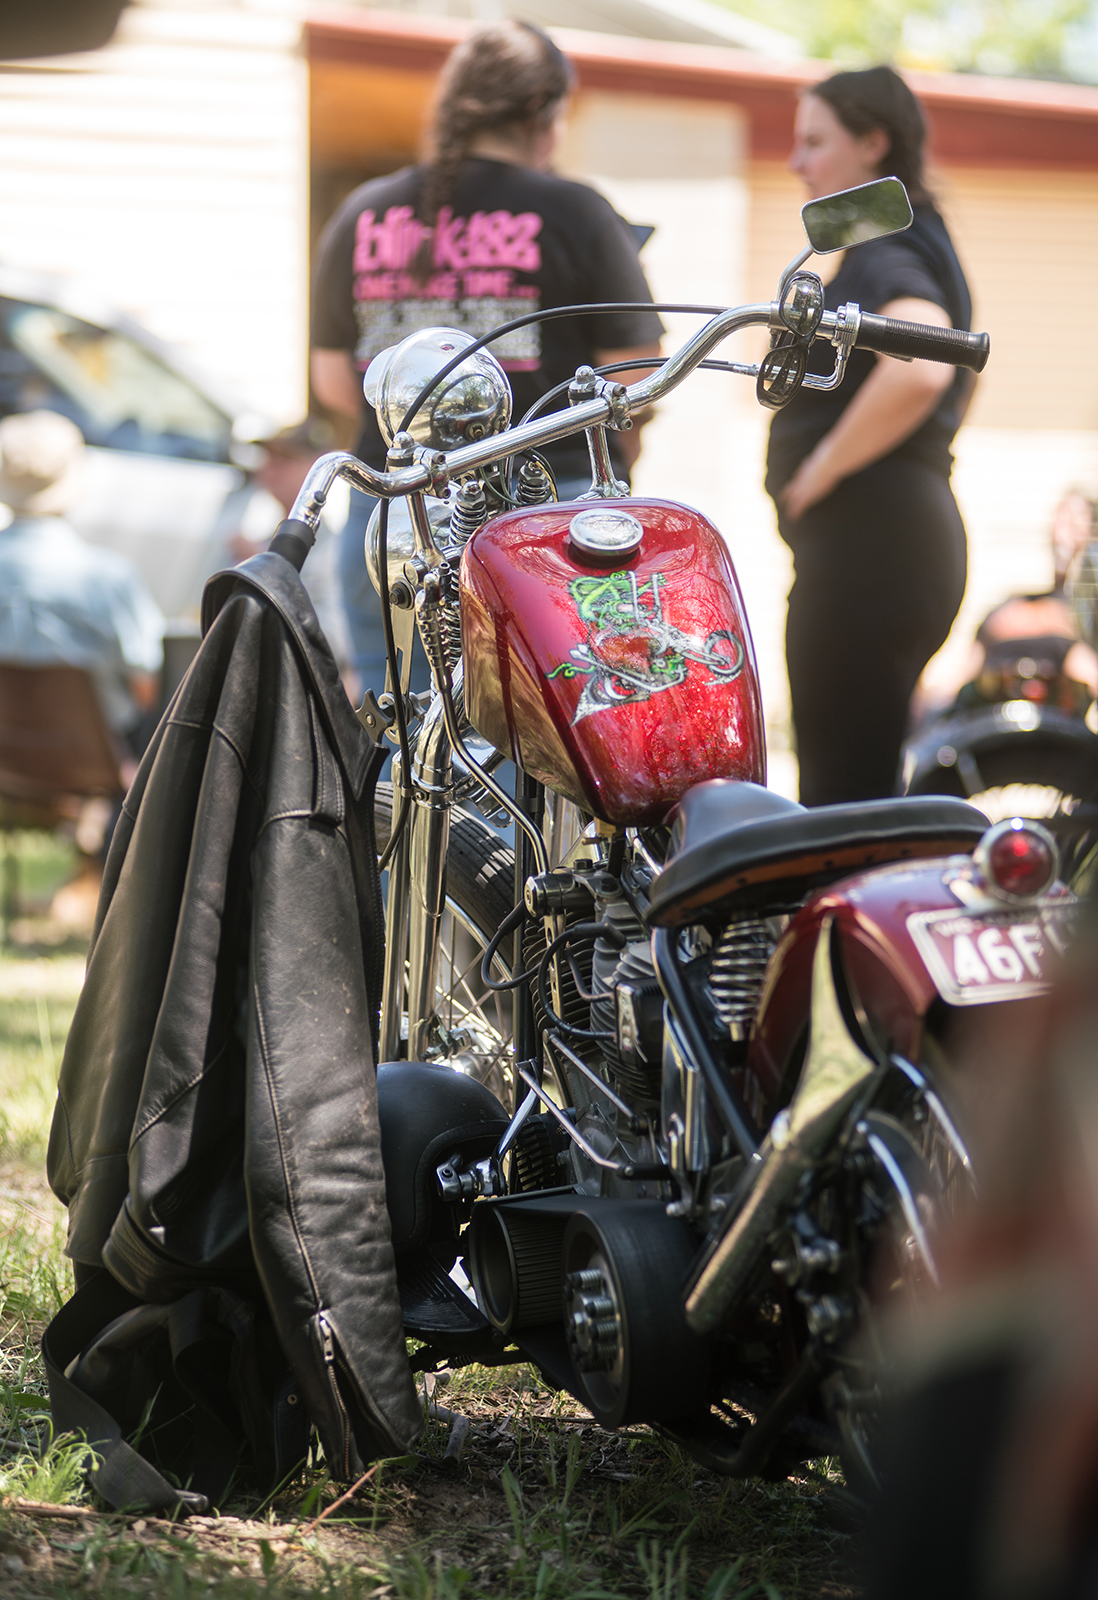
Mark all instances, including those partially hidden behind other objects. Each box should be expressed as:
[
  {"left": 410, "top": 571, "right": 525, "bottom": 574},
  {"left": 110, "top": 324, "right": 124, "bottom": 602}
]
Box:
[{"left": 317, "top": 1311, "right": 352, "bottom": 1479}]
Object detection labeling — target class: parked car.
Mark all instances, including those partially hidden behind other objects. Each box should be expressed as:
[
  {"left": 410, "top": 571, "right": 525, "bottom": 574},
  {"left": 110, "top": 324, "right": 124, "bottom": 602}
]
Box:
[{"left": 0, "top": 264, "right": 275, "bottom": 618}]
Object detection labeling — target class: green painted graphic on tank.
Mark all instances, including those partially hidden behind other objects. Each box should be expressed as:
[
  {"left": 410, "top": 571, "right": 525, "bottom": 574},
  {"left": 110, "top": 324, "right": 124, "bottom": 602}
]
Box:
[{"left": 548, "top": 568, "right": 744, "bottom": 723}]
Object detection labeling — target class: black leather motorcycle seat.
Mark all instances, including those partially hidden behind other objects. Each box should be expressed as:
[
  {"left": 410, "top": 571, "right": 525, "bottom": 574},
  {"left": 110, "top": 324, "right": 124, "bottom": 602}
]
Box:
[{"left": 646, "top": 779, "right": 988, "bottom": 926}]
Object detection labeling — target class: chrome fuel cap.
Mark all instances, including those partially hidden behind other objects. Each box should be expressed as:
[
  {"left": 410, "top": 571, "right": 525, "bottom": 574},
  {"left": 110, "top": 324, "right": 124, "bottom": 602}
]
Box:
[{"left": 568, "top": 507, "right": 644, "bottom": 560}]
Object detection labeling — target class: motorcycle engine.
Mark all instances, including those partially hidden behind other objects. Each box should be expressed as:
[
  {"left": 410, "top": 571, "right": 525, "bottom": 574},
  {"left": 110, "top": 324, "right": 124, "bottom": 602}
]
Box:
[
  {"left": 589, "top": 881, "right": 663, "bottom": 1110},
  {"left": 594, "top": 880, "right": 779, "bottom": 1090},
  {"left": 534, "top": 849, "right": 783, "bottom": 1186}
]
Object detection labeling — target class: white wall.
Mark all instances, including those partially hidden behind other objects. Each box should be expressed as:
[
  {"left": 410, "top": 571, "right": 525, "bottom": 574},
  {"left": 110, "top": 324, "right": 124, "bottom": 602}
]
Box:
[
  {"left": 0, "top": 0, "right": 309, "bottom": 421},
  {"left": 558, "top": 94, "right": 807, "bottom": 788}
]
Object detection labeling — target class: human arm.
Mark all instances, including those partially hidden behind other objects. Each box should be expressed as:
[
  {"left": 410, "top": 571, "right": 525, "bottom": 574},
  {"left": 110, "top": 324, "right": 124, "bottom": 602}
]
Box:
[
  {"left": 310, "top": 192, "right": 362, "bottom": 421},
  {"left": 129, "top": 670, "right": 159, "bottom": 712},
  {"left": 311, "top": 349, "right": 363, "bottom": 422},
  {"left": 1065, "top": 641, "right": 1098, "bottom": 700},
  {"left": 779, "top": 297, "right": 956, "bottom": 521}
]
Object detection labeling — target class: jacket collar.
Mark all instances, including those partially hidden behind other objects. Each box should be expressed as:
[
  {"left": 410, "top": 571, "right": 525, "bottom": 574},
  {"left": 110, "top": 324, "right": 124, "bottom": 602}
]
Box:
[{"left": 202, "top": 552, "right": 374, "bottom": 795}]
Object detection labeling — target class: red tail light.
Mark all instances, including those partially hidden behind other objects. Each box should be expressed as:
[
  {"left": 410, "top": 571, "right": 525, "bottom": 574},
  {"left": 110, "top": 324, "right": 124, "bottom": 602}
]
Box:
[{"left": 974, "top": 818, "right": 1058, "bottom": 901}]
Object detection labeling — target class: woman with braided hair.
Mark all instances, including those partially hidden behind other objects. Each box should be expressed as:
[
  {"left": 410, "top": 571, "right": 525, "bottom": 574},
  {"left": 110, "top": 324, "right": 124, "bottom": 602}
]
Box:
[{"left": 311, "top": 19, "right": 663, "bottom": 695}]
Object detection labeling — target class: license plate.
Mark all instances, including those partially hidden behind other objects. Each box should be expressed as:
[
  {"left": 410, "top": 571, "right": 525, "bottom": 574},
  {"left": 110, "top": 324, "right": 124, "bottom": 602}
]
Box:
[{"left": 907, "top": 899, "right": 1077, "bottom": 1006}]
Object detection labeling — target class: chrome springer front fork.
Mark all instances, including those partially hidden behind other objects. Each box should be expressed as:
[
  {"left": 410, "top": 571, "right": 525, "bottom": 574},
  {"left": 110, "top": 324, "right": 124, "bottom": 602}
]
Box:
[
  {"left": 379, "top": 692, "right": 455, "bottom": 1063},
  {"left": 377, "top": 494, "right": 552, "bottom": 1069}
]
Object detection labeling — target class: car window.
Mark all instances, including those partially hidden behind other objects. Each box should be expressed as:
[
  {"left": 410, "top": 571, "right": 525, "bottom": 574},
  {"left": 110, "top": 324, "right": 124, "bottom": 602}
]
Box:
[{"left": 0, "top": 297, "right": 232, "bottom": 463}]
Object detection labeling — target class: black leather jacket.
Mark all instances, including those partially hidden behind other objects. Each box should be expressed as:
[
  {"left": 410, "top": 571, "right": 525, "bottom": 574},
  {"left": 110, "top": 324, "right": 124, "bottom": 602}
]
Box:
[{"left": 47, "top": 552, "right": 421, "bottom": 1471}]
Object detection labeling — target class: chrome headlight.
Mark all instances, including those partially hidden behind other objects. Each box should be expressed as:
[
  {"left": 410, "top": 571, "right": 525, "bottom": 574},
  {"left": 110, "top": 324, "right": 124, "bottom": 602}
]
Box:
[
  {"left": 363, "top": 327, "right": 512, "bottom": 457},
  {"left": 364, "top": 495, "right": 452, "bottom": 600}
]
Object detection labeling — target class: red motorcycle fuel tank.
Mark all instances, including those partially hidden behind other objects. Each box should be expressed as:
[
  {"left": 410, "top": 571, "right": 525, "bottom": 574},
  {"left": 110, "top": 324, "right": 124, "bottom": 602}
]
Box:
[{"left": 459, "top": 499, "right": 765, "bottom": 825}]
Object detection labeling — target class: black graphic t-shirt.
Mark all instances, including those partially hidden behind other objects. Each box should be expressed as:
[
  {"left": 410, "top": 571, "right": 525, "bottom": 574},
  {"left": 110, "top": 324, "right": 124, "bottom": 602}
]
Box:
[
  {"left": 311, "top": 158, "right": 664, "bottom": 480},
  {"left": 766, "top": 205, "right": 972, "bottom": 495}
]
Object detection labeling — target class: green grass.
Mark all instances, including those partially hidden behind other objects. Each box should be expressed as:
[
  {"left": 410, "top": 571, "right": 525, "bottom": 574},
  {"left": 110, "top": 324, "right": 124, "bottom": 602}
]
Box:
[
  {"left": 0, "top": 938, "right": 859, "bottom": 1600},
  {"left": 0, "top": 955, "right": 84, "bottom": 1163},
  {"left": 0, "top": 831, "right": 85, "bottom": 1160},
  {"left": 0, "top": 1426, "right": 90, "bottom": 1505},
  {"left": 2, "top": 831, "right": 79, "bottom": 911}
]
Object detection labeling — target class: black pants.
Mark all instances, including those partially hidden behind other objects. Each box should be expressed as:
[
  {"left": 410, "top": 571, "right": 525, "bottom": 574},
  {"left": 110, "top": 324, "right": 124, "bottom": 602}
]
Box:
[{"left": 777, "top": 457, "right": 966, "bottom": 807}]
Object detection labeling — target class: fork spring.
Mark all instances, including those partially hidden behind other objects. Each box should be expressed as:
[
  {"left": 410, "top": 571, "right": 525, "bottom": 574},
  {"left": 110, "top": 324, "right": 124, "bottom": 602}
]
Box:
[
  {"left": 448, "top": 479, "right": 487, "bottom": 547},
  {"left": 516, "top": 456, "right": 554, "bottom": 506}
]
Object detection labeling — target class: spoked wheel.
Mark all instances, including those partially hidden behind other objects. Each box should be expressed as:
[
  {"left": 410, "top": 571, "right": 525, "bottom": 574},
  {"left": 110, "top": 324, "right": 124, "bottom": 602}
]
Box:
[
  {"left": 374, "top": 783, "right": 518, "bottom": 1104},
  {"left": 822, "top": 1071, "right": 975, "bottom": 1497}
]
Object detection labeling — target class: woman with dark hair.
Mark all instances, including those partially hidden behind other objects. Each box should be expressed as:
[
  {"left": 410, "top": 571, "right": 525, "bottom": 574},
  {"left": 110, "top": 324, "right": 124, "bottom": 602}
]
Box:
[
  {"left": 766, "top": 65, "right": 974, "bottom": 806},
  {"left": 311, "top": 20, "right": 662, "bottom": 694}
]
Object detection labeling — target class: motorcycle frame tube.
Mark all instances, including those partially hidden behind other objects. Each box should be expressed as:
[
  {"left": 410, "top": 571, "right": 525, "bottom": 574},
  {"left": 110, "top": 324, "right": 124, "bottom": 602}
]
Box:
[
  {"left": 512, "top": 769, "right": 543, "bottom": 1106},
  {"left": 437, "top": 679, "right": 549, "bottom": 878},
  {"left": 516, "top": 1065, "right": 668, "bottom": 1181},
  {"left": 685, "top": 918, "right": 878, "bottom": 1336},
  {"left": 380, "top": 747, "right": 411, "bottom": 1063},
  {"left": 651, "top": 927, "right": 759, "bottom": 1164},
  {"left": 406, "top": 488, "right": 441, "bottom": 565},
  {"left": 380, "top": 572, "right": 552, "bottom": 1070},
  {"left": 405, "top": 693, "right": 454, "bottom": 1061},
  {"left": 398, "top": 621, "right": 552, "bottom": 1073}
]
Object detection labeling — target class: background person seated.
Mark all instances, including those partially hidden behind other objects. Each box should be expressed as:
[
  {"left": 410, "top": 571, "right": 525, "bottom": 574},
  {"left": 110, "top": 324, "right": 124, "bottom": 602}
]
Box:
[
  {"left": 229, "top": 417, "right": 354, "bottom": 689},
  {"left": 960, "top": 488, "right": 1098, "bottom": 714},
  {"left": 0, "top": 409, "right": 164, "bottom": 922},
  {"left": 912, "top": 488, "right": 1098, "bottom": 727}
]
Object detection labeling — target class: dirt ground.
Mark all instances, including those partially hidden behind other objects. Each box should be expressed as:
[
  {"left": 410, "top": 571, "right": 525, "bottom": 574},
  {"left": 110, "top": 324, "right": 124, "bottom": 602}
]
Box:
[{"left": 0, "top": 1153, "right": 860, "bottom": 1600}]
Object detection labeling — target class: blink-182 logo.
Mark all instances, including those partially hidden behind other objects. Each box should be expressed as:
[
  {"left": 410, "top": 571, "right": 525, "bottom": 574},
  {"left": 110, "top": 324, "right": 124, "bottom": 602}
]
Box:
[{"left": 547, "top": 569, "right": 744, "bottom": 723}]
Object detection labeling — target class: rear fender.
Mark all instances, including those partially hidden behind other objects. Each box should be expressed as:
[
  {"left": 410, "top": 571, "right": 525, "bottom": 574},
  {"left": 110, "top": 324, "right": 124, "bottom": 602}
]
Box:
[{"left": 747, "top": 859, "right": 959, "bottom": 1114}]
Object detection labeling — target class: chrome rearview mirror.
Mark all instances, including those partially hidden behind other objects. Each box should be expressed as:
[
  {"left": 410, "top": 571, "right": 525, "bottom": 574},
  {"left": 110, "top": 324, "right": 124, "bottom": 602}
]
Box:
[
  {"left": 800, "top": 177, "right": 913, "bottom": 255},
  {"left": 767, "top": 177, "right": 914, "bottom": 410}
]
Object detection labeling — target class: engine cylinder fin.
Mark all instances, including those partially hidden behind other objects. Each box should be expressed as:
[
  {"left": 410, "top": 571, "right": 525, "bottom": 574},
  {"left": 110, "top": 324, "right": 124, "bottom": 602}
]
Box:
[
  {"left": 512, "top": 1113, "right": 565, "bottom": 1193},
  {"left": 589, "top": 939, "right": 663, "bottom": 1109},
  {"left": 523, "top": 914, "right": 593, "bottom": 1040},
  {"left": 709, "top": 915, "right": 775, "bottom": 1040}
]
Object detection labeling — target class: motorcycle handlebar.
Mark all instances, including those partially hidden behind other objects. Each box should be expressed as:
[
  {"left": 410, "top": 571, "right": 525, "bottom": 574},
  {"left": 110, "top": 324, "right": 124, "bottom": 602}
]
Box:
[
  {"left": 268, "top": 518, "right": 316, "bottom": 572},
  {"left": 284, "top": 297, "right": 991, "bottom": 530},
  {"left": 286, "top": 303, "right": 771, "bottom": 519},
  {"left": 854, "top": 312, "right": 990, "bottom": 372}
]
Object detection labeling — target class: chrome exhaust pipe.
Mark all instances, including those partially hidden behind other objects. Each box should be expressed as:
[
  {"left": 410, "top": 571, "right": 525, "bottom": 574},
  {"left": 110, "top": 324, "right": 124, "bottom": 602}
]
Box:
[{"left": 685, "top": 918, "right": 877, "bottom": 1335}]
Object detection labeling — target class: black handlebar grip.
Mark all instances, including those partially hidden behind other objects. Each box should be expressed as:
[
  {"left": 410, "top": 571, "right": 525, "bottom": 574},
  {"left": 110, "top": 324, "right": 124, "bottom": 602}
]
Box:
[
  {"left": 268, "top": 517, "right": 316, "bottom": 573},
  {"left": 855, "top": 312, "right": 990, "bottom": 372}
]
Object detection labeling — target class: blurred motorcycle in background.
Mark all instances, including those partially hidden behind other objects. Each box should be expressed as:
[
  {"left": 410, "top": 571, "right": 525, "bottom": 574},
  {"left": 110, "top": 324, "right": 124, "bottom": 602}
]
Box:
[{"left": 903, "top": 490, "right": 1098, "bottom": 880}]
